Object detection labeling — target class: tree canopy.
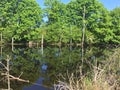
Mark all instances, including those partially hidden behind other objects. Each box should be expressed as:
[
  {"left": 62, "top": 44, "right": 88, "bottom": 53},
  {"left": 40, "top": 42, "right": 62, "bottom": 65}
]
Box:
[
  {"left": 0, "top": 0, "right": 42, "bottom": 42},
  {"left": 0, "top": 0, "right": 120, "bottom": 45}
]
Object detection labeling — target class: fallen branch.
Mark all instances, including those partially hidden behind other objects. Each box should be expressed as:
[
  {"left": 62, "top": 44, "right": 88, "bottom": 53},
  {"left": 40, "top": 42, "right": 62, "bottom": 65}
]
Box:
[
  {"left": 0, "top": 88, "right": 13, "bottom": 90},
  {"left": 1, "top": 73, "right": 29, "bottom": 83}
]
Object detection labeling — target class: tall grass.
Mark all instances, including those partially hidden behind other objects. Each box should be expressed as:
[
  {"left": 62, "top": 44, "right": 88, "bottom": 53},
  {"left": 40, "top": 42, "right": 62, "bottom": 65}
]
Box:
[{"left": 54, "top": 48, "right": 120, "bottom": 90}]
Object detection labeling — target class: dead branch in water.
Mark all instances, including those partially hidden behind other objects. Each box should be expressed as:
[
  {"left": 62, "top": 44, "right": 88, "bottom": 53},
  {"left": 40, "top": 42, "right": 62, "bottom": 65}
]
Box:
[
  {"left": 1, "top": 73, "right": 29, "bottom": 83},
  {"left": 0, "top": 55, "right": 29, "bottom": 90}
]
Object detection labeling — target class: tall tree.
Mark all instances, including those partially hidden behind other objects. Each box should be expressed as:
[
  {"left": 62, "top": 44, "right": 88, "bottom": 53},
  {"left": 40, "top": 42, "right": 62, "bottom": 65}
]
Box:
[
  {"left": 44, "top": 0, "right": 69, "bottom": 44},
  {"left": 0, "top": 0, "right": 15, "bottom": 42},
  {"left": 66, "top": 0, "right": 113, "bottom": 44},
  {"left": 0, "top": 0, "right": 42, "bottom": 42},
  {"left": 110, "top": 7, "right": 120, "bottom": 44}
]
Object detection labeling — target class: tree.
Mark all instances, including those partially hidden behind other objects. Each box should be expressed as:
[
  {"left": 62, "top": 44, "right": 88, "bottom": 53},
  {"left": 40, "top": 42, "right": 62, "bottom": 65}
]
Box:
[
  {"left": 0, "top": 0, "right": 42, "bottom": 42},
  {"left": 0, "top": 0, "right": 15, "bottom": 42},
  {"left": 110, "top": 7, "right": 120, "bottom": 44},
  {"left": 66, "top": 0, "right": 113, "bottom": 44},
  {"left": 43, "top": 0, "right": 116, "bottom": 45},
  {"left": 44, "top": 0, "right": 71, "bottom": 44}
]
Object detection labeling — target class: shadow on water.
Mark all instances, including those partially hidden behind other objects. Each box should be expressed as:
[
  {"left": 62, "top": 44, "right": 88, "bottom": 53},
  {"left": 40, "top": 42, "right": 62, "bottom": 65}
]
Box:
[{"left": 0, "top": 45, "right": 117, "bottom": 90}]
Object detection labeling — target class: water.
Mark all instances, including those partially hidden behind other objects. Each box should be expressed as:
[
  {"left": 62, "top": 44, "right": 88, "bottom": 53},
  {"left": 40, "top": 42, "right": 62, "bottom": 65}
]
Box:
[{"left": 0, "top": 45, "right": 115, "bottom": 90}]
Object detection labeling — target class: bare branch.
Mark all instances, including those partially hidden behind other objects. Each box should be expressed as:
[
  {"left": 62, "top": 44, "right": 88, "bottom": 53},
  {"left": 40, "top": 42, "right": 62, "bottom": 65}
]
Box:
[{"left": 1, "top": 73, "right": 29, "bottom": 83}]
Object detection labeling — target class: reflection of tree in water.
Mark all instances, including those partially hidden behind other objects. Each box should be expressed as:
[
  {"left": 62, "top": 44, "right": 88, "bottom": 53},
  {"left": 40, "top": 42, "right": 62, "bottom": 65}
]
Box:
[
  {"left": 0, "top": 45, "right": 116, "bottom": 89},
  {"left": 40, "top": 47, "right": 82, "bottom": 85},
  {"left": 0, "top": 47, "right": 42, "bottom": 90},
  {"left": 11, "top": 48, "right": 42, "bottom": 89},
  {"left": 39, "top": 46, "right": 115, "bottom": 86},
  {"left": 0, "top": 55, "right": 31, "bottom": 90}
]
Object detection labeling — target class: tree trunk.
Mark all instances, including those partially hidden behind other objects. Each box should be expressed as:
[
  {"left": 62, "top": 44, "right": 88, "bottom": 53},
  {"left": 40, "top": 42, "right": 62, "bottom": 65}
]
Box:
[
  {"left": 1, "top": 46, "right": 2, "bottom": 57},
  {"left": 81, "top": 5, "right": 86, "bottom": 62},
  {"left": 7, "top": 56, "right": 10, "bottom": 90},
  {"left": 0, "top": 33, "right": 2, "bottom": 44},
  {"left": 12, "top": 37, "right": 14, "bottom": 51},
  {"left": 70, "top": 26, "right": 73, "bottom": 50},
  {"left": 70, "top": 26, "right": 72, "bottom": 45},
  {"left": 41, "top": 34, "right": 44, "bottom": 55}
]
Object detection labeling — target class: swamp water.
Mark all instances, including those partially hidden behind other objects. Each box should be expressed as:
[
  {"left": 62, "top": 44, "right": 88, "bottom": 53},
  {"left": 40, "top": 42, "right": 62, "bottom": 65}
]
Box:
[{"left": 0, "top": 45, "right": 118, "bottom": 90}]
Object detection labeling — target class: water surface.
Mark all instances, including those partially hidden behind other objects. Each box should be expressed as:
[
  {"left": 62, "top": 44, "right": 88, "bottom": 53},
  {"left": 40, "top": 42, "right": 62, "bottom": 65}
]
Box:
[{"left": 0, "top": 45, "right": 115, "bottom": 90}]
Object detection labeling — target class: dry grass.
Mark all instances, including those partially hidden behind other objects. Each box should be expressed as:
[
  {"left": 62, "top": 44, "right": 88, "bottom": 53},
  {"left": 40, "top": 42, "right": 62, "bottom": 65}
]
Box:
[{"left": 54, "top": 48, "right": 120, "bottom": 90}]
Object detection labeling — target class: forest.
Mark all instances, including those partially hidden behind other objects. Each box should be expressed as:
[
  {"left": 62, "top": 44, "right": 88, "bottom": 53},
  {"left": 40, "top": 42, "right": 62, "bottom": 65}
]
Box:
[{"left": 0, "top": 0, "right": 120, "bottom": 45}]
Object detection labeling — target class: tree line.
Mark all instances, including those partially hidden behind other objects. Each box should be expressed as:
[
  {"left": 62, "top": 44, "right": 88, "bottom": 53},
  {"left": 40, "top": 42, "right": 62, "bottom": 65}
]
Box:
[{"left": 0, "top": 0, "right": 120, "bottom": 45}]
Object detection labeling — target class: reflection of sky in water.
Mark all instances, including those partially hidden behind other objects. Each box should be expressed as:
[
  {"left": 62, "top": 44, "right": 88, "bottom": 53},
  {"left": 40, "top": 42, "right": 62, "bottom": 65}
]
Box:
[
  {"left": 42, "top": 64, "right": 48, "bottom": 71},
  {"left": 23, "top": 64, "right": 52, "bottom": 90},
  {"left": 41, "top": 64, "right": 48, "bottom": 73},
  {"left": 23, "top": 77, "right": 53, "bottom": 90}
]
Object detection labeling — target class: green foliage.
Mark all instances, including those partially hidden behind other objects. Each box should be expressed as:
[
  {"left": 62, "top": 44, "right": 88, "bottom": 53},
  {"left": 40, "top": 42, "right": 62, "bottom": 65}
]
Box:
[
  {"left": 0, "top": 0, "right": 119, "bottom": 44},
  {"left": 110, "top": 7, "right": 120, "bottom": 44},
  {"left": 66, "top": 0, "right": 114, "bottom": 44},
  {"left": 0, "top": 0, "right": 42, "bottom": 42},
  {"left": 43, "top": 0, "right": 118, "bottom": 45},
  {"left": 44, "top": 0, "right": 69, "bottom": 43}
]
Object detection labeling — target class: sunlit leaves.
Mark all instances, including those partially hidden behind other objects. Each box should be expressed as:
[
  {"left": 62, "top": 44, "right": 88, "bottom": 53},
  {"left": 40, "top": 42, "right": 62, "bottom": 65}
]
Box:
[
  {"left": 0, "top": 0, "right": 42, "bottom": 42},
  {"left": 110, "top": 7, "right": 120, "bottom": 44},
  {"left": 0, "top": 0, "right": 119, "bottom": 44}
]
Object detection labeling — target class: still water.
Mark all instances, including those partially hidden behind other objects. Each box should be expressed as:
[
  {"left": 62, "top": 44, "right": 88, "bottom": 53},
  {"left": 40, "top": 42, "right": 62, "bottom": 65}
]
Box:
[{"left": 0, "top": 45, "right": 115, "bottom": 90}]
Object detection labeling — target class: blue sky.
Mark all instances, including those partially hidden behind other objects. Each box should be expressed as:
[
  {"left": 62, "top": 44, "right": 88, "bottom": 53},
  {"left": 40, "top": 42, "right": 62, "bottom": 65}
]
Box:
[
  {"left": 100, "top": 0, "right": 120, "bottom": 10},
  {"left": 36, "top": 0, "right": 120, "bottom": 10}
]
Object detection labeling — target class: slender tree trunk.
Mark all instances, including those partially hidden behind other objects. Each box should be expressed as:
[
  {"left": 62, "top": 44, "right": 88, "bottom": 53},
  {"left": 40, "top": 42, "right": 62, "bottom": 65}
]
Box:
[
  {"left": 70, "top": 25, "right": 72, "bottom": 50},
  {"left": 0, "top": 33, "right": 2, "bottom": 56},
  {"left": 41, "top": 34, "right": 44, "bottom": 45},
  {"left": 12, "top": 37, "right": 14, "bottom": 51},
  {"left": 82, "top": 5, "right": 86, "bottom": 48},
  {"left": 1, "top": 46, "right": 2, "bottom": 57},
  {"left": 41, "top": 34, "right": 44, "bottom": 55},
  {"left": 81, "top": 6, "right": 86, "bottom": 62},
  {"left": 70, "top": 26, "right": 72, "bottom": 45},
  {"left": 7, "top": 56, "right": 10, "bottom": 90},
  {"left": 1, "top": 33, "right": 2, "bottom": 44}
]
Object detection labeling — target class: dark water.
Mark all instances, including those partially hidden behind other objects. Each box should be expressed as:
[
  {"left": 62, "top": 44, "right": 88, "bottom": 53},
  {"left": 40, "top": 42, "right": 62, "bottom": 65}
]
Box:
[{"left": 0, "top": 45, "right": 115, "bottom": 90}]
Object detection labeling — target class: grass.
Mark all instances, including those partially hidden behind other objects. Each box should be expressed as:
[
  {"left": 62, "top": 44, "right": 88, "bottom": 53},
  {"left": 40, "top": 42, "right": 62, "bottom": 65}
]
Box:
[{"left": 54, "top": 48, "right": 120, "bottom": 90}]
